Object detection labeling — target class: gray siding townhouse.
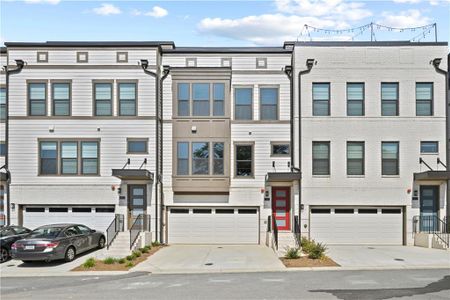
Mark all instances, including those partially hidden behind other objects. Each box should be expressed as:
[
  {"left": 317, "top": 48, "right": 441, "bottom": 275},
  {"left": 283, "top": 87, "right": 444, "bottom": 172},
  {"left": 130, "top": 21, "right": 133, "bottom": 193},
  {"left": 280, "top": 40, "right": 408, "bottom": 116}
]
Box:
[{"left": 1, "top": 40, "right": 448, "bottom": 250}]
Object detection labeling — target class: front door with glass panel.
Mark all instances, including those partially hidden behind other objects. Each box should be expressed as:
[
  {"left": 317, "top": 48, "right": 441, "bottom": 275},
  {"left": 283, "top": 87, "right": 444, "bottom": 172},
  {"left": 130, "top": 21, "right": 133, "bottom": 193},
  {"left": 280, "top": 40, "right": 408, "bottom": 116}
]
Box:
[
  {"left": 272, "top": 187, "right": 290, "bottom": 231},
  {"left": 128, "top": 185, "right": 146, "bottom": 229},
  {"left": 420, "top": 185, "right": 439, "bottom": 231}
]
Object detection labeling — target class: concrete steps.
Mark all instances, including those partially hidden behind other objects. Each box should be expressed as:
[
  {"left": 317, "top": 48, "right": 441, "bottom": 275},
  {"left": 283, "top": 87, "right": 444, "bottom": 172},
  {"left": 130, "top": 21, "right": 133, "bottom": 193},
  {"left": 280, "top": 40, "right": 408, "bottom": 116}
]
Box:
[
  {"left": 102, "top": 232, "right": 133, "bottom": 259},
  {"left": 276, "top": 232, "right": 299, "bottom": 257}
]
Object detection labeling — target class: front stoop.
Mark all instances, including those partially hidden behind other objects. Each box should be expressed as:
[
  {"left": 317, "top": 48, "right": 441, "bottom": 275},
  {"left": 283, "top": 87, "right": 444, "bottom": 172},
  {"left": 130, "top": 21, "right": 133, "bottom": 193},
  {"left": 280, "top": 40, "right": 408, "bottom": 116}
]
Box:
[
  {"left": 414, "top": 233, "right": 449, "bottom": 250},
  {"left": 276, "top": 232, "right": 299, "bottom": 257}
]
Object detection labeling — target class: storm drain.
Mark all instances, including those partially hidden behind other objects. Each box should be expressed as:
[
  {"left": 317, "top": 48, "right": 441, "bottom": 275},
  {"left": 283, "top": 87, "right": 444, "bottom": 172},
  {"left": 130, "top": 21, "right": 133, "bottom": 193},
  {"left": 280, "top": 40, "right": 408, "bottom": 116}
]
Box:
[
  {"left": 394, "top": 258, "right": 405, "bottom": 261},
  {"left": 205, "top": 263, "right": 214, "bottom": 266}
]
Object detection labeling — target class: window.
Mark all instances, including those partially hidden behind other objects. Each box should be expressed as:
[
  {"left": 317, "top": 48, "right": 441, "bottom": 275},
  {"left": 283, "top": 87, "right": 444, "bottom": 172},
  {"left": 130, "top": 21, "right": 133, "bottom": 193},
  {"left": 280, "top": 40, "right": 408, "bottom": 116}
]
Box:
[
  {"left": 170, "top": 208, "right": 189, "bottom": 214},
  {"left": 25, "top": 207, "right": 45, "bottom": 213},
  {"left": 193, "top": 209, "right": 212, "bottom": 214},
  {"left": 381, "top": 83, "right": 399, "bottom": 116},
  {"left": 186, "top": 58, "right": 197, "bottom": 67},
  {"left": 335, "top": 208, "right": 354, "bottom": 214},
  {"left": 52, "top": 83, "right": 70, "bottom": 116},
  {"left": 76, "top": 225, "right": 91, "bottom": 235},
  {"left": 235, "top": 87, "right": 252, "bottom": 120},
  {"left": 382, "top": 142, "right": 399, "bottom": 175},
  {"left": 271, "top": 143, "right": 290, "bottom": 156},
  {"left": 260, "top": 87, "right": 278, "bottom": 120},
  {"left": 94, "top": 82, "right": 112, "bottom": 116},
  {"left": 0, "top": 87, "right": 5, "bottom": 121},
  {"left": 177, "top": 83, "right": 190, "bottom": 116},
  {"left": 40, "top": 142, "right": 58, "bottom": 175},
  {"left": 213, "top": 83, "right": 225, "bottom": 116},
  {"left": 256, "top": 58, "right": 267, "bottom": 69},
  {"left": 421, "top": 141, "right": 438, "bottom": 154},
  {"left": 28, "top": 82, "right": 47, "bottom": 116},
  {"left": 127, "top": 139, "right": 147, "bottom": 154},
  {"left": 95, "top": 207, "right": 114, "bottom": 213},
  {"left": 313, "top": 83, "right": 330, "bottom": 116},
  {"left": 0, "top": 142, "right": 4, "bottom": 157},
  {"left": 37, "top": 51, "right": 48, "bottom": 63},
  {"left": 347, "top": 83, "right": 364, "bottom": 116},
  {"left": 61, "top": 142, "right": 78, "bottom": 174},
  {"left": 192, "top": 83, "right": 210, "bottom": 116},
  {"left": 213, "top": 142, "right": 224, "bottom": 175},
  {"left": 118, "top": 82, "right": 137, "bottom": 116},
  {"left": 347, "top": 142, "right": 364, "bottom": 176},
  {"left": 49, "top": 207, "right": 68, "bottom": 213},
  {"left": 116, "top": 52, "right": 128, "bottom": 63},
  {"left": 382, "top": 208, "right": 401, "bottom": 214},
  {"left": 192, "top": 142, "right": 209, "bottom": 175},
  {"left": 416, "top": 83, "right": 433, "bottom": 116},
  {"left": 216, "top": 209, "right": 234, "bottom": 214},
  {"left": 81, "top": 142, "right": 99, "bottom": 175},
  {"left": 235, "top": 144, "right": 253, "bottom": 177},
  {"left": 311, "top": 208, "right": 331, "bottom": 214},
  {"left": 238, "top": 209, "right": 257, "bottom": 214},
  {"left": 76, "top": 52, "right": 88, "bottom": 63},
  {"left": 72, "top": 207, "right": 91, "bottom": 213},
  {"left": 177, "top": 142, "right": 189, "bottom": 175},
  {"left": 358, "top": 208, "right": 377, "bottom": 214},
  {"left": 312, "top": 142, "right": 330, "bottom": 175},
  {"left": 221, "top": 58, "right": 232, "bottom": 67}
]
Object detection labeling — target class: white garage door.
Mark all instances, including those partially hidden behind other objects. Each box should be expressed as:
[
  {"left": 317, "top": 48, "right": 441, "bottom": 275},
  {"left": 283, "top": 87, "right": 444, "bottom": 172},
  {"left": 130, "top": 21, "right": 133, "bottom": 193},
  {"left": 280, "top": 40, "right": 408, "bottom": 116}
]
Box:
[
  {"left": 168, "top": 207, "right": 259, "bottom": 244},
  {"left": 310, "top": 207, "right": 403, "bottom": 245},
  {"left": 23, "top": 206, "right": 115, "bottom": 233}
]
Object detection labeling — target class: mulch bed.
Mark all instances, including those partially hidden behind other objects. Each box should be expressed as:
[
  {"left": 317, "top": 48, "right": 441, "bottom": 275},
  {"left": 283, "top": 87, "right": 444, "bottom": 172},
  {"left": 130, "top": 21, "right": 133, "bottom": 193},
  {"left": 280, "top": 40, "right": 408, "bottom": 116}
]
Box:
[
  {"left": 280, "top": 256, "right": 340, "bottom": 268},
  {"left": 72, "top": 245, "right": 164, "bottom": 271}
]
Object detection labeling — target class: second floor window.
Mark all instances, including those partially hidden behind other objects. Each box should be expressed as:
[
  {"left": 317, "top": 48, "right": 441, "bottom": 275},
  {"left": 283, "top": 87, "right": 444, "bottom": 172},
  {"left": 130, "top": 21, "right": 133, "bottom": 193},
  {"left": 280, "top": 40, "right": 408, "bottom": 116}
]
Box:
[
  {"left": 260, "top": 87, "right": 278, "bottom": 120},
  {"left": 118, "top": 82, "right": 137, "bottom": 116},
  {"left": 235, "top": 87, "right": 252, "bottom": 120},
  {"left": 29, "top": 82, "right": 47, "bottom": 116},
  {"left": 0, "top": 87, "right": 5, "bottom": 121},
  {"left": 192, "top": 142, "right": 209, "bottom": 175},
  {"left": 40, "top": 141, "right": 57, "bottom": 175},
  {"left": 235, "top": 144, "right": 253, "bottom": 177},
  {"left": 52, "top": 83, "right": 70, "bottom": 116},
  {"left": 61, "top": 142, "right": 78, "bottom": 174},
  {"left": 347, "top": 83, "right": 364, "bottom": 116},
  {"left": 94, "top": 83, "right": 112, "bottom": 116},
  {"left": 177, "top": 142, "right": 189, "bottom": 175},
  {"left": 312, "top": 141, "right": 330, "bottom": 175},
  {"left": 381, "top": 83, "right": 399, "bottom": 116},
  {"left": 416, "top": 83, "right": 433, "bottom": 116},
  {"left": 420, "top": 141, "right": 438, "bottom": 154},
  {"left": 176, "top": 141, "right": 225, "bottom": 176},
  {"left": 213, "top": 143, "right": 224, "bottom": 175},
  {"left": 382, "top": 142, "right": 399, "bottom": 176},
  {"left": 347, "top": 142, "right": 364, "bottom": 176},
  {"left": 313, "top": 83, "right": 330, "bottom": 116}
]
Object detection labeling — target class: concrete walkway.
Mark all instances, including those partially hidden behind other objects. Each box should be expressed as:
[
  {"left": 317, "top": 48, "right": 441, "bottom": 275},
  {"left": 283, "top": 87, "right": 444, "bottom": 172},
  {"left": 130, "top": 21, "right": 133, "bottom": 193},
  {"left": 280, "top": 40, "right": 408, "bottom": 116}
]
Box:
[
  {"left": 132, "top": 245, "right": 286, "bottom": 274},
  {"left": 327, "top": 245, "right": 450, "bottom": 269}
]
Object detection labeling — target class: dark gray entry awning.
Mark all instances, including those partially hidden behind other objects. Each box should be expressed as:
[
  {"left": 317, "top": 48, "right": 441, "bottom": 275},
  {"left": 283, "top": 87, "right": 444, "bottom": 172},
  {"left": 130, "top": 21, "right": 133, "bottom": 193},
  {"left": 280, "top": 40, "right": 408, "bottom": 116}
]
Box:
[
  {"left": 414, "top": 170, "right": 450, "bottom": 181},
  {"left": 266, "top": 172, "right": 301, "bottom": 182},
  {"left": 112, "top": 169, "right": 154, "bottom": 181}
]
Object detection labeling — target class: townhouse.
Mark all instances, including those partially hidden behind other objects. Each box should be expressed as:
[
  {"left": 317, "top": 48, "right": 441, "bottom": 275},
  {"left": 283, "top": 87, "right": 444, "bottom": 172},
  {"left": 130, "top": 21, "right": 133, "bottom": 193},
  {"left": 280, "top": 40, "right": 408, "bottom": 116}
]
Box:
[
  {"left": 1, "top": 40, "right": 448, "bottom": 247},
  {"left": 1, "top": 47, "right": 6, "bottom": 226}
]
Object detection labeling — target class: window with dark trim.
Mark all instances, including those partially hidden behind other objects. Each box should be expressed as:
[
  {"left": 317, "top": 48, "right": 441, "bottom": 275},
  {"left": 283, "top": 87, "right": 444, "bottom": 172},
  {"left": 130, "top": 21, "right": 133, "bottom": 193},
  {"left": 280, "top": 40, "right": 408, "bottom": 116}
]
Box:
[
  {"left": 213, "top": 83, "right": 225, "bottom": 116},
  {"left": 95, "top": 207, "right": 115, "bottom": 213},
  {"left": 177, "top": 141, "right": 225, "bottom": 176},
  {"left": 0, "top": 141, "right": 5, "bottom": 157},
  {"left": 420, "top": 141, "right": 438, "bottom": 154},
  {"left": 60, "top": 142, "right": 78, "bottom": 175},
  {"left": 0, "top": 87, "right": 6, "bottom": 121},
  {"left": 382, "top": 142, "right": 399, "bottom": 175},
  {"left": 312, "top": 141, "right": 330, "bottom": 175},
  {"left": 193, "top": 83, "right": 210, "bottom": 116},
  {"left": 192, "top": 142, "right": 209, "bottom": 175},
  {"left": 177, "top": 142, "right": 189, "bottom": 175},
  {"left": 381, "top": 208, "right": 401, "bottom": 214},
  {"left": 358, "top": 208, "right": 377, "bottom": 214},
  {"left": 25, "top": 207, "right": 45, "bottom": 212},
  {"left": 81, "top": 142, "right": 99, "bottom": 175},
  {"left": 313, "top": 83, "right": 330, "bottom": 116},
  {"left": 177, "top": 82, "right": 226, "bottom": 117},
  {"left": 260, "top": 87, "right": 278, "bottom": 120},
  {"left": 311, "top": 208, "right": 331, "bottom": 214},
  {"left": 381, "top": 83, "right": 399, "bottom": 116},
  {"left": 193, "top": 209, "right": 212, "bottom": 214},
  {"left": 347, "top": 142, "right": 364, "bottom": 176},
  {"left": 347, "top": 83, "right": 364, "bottom": 116},
  {"left": 52, "top": 82, "right": 71, "bottom": 116},
  {"left": 177, "top": 83, "right": 190, "bottom": 116},
  {"left": 216, "top": 209, "right": 234, "bottom": 214},
  {"left": 29, "top": 82, "right": 47, "bottom": 116},
  {"left": 72, "top": 207, "right": 92, "bottom": 213},
  {"left": 127, "top": 139, "right": 147, "bottom": 154},
  {"left": 118, "top": 82, "right": 137, "bottom": 116},
  {"left": 234, "top": 87, "right": 252, "bottom": 120},
  {"left": 271, "top": 143, "right": 290, "bottom": 156},
  {"left": 416, "top": 83, "right": 433, "bottom": 116},
  {"left": 238, "top": 209, "right": 257, "bottom": 214},
  {"left": 94, "top": 82, "right": 112, "bottom": 116},
  {"left": 40, "top": 141, "right": 58, "bottom": 175},
  {"left": 235, "top": 144, "right": 253, "bottom": 177},
  {"left": 49, "top": 207, "right": 68, "bottom": 213},
  {"left": 334, "top": 208, "right": 354, "bottom": 214},
  {"left": 213, "top": 142, "right": 224, "bottom": 175},
  {"left": 170, "top": 208, "right": 189, "bottom": 214}
]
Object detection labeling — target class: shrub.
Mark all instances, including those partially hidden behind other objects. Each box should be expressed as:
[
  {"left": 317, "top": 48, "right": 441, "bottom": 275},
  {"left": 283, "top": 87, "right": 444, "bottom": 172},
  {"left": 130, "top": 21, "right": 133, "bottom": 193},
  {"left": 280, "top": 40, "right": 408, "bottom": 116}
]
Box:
[
  {"left": 83, "top": 258, "right": 96, "bottom": 268},
  {"left": 117, "top": 258, "right": 126, "bottom": 264},
  {"left": 308, "top": 242, "right": 327, "bottom": 259},
  {"left": 284, "top": 247, "right": 300, "bottom": 259},
  {"left": 126, "top": 255, "right": 134, "bottom": 261},
  {"left": 151, "top": 241, "right": 160, "bottom": 247},
  {"left": 138, "top": 248, "right": 145, "bottom": 252},
  {"left": 125, "top": 262, "right": 134, "bottom": 268},
  {"left": 132, "top": 251, "right": 141, "bottom": 258},
  {"left": 103, "top": 257, "right": 116, "bottom": 265},
  {"left": 301, "top": 237, "right": 315, "bottom": 254},
  {"left": 140, "top": 247, "right": 149, "bottom": 254},
  {"left": 144, "top": 245, "right": 152, "bottom": 251}
]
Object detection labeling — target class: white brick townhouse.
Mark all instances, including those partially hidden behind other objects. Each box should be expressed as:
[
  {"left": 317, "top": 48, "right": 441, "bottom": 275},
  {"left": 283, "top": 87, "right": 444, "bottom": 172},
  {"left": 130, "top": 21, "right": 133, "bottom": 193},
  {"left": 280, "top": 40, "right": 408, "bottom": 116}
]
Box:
[{"left": 1, "top": 40, "right": 448, "bottom": 248}]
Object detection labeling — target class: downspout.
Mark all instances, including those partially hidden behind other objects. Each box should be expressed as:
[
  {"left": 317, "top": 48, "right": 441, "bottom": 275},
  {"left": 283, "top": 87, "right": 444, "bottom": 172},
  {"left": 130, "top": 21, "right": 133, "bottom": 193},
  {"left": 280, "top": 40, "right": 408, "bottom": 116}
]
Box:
[
  {"left": 296, "top": 58, "right": 315, "bottom": 236},
  {"left": 139, "top": 60, "right": 159, "bottom": 241},
  {"left": 4, "top": 59, "right": 25, "bottom": 226},
  {"left": 159, "top": 66, "right": 170, "bottom": 244},
  {"left": 431, "top": 56, "right": 449, "bottom": 221},
  {"left": 284, "top": 64, "right": 294, "bottom": 166}
]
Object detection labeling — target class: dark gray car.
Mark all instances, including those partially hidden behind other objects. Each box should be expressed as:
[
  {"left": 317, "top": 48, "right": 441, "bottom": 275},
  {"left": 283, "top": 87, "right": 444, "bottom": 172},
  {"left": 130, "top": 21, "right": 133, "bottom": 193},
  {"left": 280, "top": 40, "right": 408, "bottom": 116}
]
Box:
[{"left": 11, "top": 224, "right": 106, "bottom": 263}]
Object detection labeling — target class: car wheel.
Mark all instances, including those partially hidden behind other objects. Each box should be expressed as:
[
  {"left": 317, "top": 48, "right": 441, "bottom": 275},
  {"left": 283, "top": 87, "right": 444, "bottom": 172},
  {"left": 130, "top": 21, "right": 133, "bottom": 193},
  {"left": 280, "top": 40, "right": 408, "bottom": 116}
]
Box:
[
  {"left": 0, "top": 247, "right": 9, "bottom": 263},
  {"left": 64, "top": 247, "right": 76, "bottom": 262},
  {"left": 98, "top": 236, "right": 106, "bottom": 249}
]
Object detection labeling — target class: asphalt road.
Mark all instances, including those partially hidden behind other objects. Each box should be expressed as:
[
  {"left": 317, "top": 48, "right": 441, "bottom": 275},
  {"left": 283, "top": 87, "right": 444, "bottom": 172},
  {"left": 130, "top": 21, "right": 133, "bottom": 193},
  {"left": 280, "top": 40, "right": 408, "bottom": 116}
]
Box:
[{"left": 1, "top": 269, "right": 450, "bottom": 300}]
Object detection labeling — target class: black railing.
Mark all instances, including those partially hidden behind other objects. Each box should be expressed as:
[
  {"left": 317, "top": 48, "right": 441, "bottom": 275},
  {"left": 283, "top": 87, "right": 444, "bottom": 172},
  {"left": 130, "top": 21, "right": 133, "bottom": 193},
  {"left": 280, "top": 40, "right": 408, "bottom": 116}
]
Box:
[
  {"left": 129, "top": 214, "right": 150, "bottom": 250},
  {"left": 106, "top": 214, "right": 123, "bottom": 249},
  {"left": 413, "top": 215, "right": 449, "bottom": 248},
  {"left": 294, "top": 215, "right": 301, "bottom": 247},
  {"left": 267, "top": 215, "right": 279, "bottom": 250}
]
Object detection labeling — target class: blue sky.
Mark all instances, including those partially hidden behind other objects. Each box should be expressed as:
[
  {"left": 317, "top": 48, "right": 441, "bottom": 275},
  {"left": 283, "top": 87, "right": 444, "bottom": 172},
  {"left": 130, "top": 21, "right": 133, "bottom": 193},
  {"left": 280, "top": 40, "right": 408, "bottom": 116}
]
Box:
[{"left": 1, "top": 0, "right": 449, "bottom": 46}]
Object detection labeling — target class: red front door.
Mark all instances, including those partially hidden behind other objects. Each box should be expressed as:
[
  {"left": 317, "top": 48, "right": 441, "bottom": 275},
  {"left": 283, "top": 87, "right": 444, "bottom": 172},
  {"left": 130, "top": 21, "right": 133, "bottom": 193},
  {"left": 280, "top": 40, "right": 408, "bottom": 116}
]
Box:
[{"left": 272, "top": 187, "right": 290, "bottom": 231}]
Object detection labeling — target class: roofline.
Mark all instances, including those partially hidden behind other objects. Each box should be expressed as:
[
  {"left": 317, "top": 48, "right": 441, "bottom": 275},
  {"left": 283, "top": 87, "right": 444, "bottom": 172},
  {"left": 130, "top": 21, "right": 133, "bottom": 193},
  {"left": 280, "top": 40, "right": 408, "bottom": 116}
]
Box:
[
  {"left": 163, "top": 47, "right": 292, "bottom": 54},
  {"left": 285, "top": 41, "right": 448, "bottom": 47},
  {"left": 4, "top": 41, "right": 175, "bottom": 48}
]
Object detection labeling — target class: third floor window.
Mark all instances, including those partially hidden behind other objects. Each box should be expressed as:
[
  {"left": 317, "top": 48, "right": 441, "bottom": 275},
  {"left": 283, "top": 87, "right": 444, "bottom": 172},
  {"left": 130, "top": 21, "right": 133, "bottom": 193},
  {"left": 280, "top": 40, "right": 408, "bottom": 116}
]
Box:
[
  {"left": 94, "top": 82, "right": 113, "bottom": 116},
  {"left": 52, "top": 82, "right": 71, "bottom": 116},
  {"left": 28, "top": 82, "right": 47, "bottom": 116},
  {"left": 347, "top": 83, "right": 364, "bottom": 116},
  {"left": 416, "top": 83, "right": 433, "bottom": 116},
  {"left": 381, "top": 83, "right": 399, "bottom": 116},
  {"left": 177, "top": 82, "right": 225, "bottom": 117},
  {"left": 313, "top": 83, "right": 330, "bottom": 116}
]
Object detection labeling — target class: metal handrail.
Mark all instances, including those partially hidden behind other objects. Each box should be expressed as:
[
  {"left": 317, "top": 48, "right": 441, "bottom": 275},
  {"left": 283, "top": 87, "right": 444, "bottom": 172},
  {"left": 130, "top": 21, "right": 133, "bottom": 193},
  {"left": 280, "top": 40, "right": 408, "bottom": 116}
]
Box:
[
  {"left": 413, "top": 215, "right": 449, "bottom": 248},
  {"left": 267, "top": 215, "right": 279, "bottom": 251},
  {"left": 106, "top": 214, "right": 123, "bottom": 249},
  {"left": 294, "top": 216, "right": 301, "bottom": 248},
  {"left": 129, "top": 214, "right": 150, "bottom": 250}
]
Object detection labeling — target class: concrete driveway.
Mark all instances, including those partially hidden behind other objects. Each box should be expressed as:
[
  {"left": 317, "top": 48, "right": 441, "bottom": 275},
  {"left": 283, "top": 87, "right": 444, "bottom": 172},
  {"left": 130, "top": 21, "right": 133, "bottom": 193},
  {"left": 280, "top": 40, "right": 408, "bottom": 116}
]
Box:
[
  {"left": 132, "top": 245, "right": 285, "bottom": 274},
  {"left": 327, "top": 245, "right": 450, "bottom": 269}
]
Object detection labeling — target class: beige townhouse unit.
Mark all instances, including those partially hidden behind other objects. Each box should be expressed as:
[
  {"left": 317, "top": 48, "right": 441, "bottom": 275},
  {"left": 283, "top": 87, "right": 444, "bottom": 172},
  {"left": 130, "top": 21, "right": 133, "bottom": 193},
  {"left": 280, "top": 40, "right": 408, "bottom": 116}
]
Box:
[{"left": 1, "top": 40, "right": 448, "bottom": 251}]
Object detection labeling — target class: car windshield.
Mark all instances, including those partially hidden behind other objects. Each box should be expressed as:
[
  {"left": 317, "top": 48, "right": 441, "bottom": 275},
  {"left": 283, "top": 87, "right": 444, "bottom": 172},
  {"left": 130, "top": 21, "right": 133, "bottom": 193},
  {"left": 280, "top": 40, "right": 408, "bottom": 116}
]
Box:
[
  {"left": 28, "top": 227, "right": 63, "bottom": 239},
  {"left": 0, "top": 229, "right": 15, "bottom": 237}
]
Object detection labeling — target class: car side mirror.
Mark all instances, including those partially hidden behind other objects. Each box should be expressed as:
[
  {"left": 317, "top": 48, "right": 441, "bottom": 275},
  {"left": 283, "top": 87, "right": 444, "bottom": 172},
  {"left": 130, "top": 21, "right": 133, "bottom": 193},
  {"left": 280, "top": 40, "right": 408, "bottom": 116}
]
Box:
[{"left": 90, "top": 229, "right": 96, "bottom": 233}]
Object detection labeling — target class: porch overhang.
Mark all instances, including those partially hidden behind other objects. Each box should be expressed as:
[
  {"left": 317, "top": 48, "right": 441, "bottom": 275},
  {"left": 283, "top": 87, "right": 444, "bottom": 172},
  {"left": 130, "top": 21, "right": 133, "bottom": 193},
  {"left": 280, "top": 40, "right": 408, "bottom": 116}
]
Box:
[
  {"left": 112, "top": 169, "right": 154, "bottom": 181},
  {"left": 266, "top": 172, "right": 301, "bottom": 182},
  {"left": 413, "top": 170, "right": 450, "bottom": 181}
]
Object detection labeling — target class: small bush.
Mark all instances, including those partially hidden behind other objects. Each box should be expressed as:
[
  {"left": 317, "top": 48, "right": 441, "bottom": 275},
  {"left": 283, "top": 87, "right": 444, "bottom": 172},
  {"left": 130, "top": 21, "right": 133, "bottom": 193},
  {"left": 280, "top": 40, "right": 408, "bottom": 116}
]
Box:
[
  {"left": 103, "top": 257, "right": 116, "bottom": 265},
  {"left": 83, "top": 258, "right": 96, "bottom": 268},
  {"left": 144, "top": 245, "right": 152, "bottom": 250},
  {"left": 125, "top": 261, "right": 134, "bottom": 268},
  {"left": 138, "top": 248, "right": 145, "bottom": 252},
  {"left": 117, "top": 258, "right": 126, "bottom": 264},
  {"left": 151, "top": 241, "right": 160, "bottom": 247},
  {"left": 284, "top": 247, "right": 300, "bottom": 259},
  {"left": 301, "top": 237, "right": 315, "bottom": 254},
  {"left": 132, "top": 251, "right": 141, "bottom": 258},
  {"left": 308, "top": 242, "right": 327, "bottom": 259},
  {"left": 140, "top": 248, "right": 149, "bottom": 254},
  {"left": 126, "top": 255, "right": 134, "bottom": 261}
]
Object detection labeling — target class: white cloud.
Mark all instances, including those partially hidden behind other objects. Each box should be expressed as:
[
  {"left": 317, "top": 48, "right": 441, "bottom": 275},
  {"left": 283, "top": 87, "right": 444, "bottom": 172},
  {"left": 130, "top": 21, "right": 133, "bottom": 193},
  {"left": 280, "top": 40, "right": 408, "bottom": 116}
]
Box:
[
  {"left": 24, "top": 0, "right": 60, "bottom": 4},
  {"left": 92, "top": 3, "right": 121, "bottom": 16},
  {"left": 132, "top": 6, "right": 168, "bottom": 18},
  {"left": 429, "top": 0, "right": 450, "bottom": 5},
  {"left": 380, "top": 9, "right": 431, "bottom": 27},
  {"left": 392, "top": 0, "right": 422, "bottom": 3}
]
